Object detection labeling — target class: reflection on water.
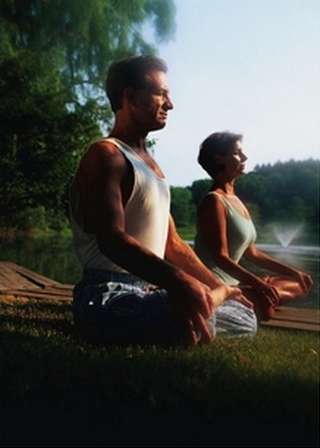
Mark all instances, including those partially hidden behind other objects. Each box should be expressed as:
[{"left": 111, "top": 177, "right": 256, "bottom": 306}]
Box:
[
  {"left": 257, "top": 244, "right": 320, "bottom": 257},
  {"left": 0, "top": 236, "right": 319, "bottom": 309},
  {"left": 0, "top": 236, "right": 81, "bottom": 285}
]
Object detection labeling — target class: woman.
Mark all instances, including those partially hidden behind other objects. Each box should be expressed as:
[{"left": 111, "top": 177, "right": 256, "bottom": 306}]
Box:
[{"left": 194, "top": 131, "right": 313, "bottom": 320}]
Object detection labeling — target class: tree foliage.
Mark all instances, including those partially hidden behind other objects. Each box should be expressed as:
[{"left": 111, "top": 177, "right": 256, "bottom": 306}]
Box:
[
  {"left": 170, "top": 186, "right": 193, "bottom": 227},
  {"left": 0, "top": 0, "right": 176, "bottom": 229},
  {"left": 237, "top": 159, "right": 319, "bottom": 229},
  {"left": 0, "top": 51, "right": 102, "bottom": 228},
  {"left": 0, "top": 0, "right": 175, "bottom": 100}
]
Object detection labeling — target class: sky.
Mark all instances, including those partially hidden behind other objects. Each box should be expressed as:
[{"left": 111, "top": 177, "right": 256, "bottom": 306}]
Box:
[{"left": 148, "top": 0, "right": 320, "bottom": 186}]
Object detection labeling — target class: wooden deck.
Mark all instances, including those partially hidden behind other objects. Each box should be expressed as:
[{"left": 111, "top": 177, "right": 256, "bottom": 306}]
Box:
[
  {"left": 0, "top": 261, "right": 319, "bottom": 332},
  {"left": 0, "top": 261, "right": 73, "bottom": 301},
  {"left": 261, "top": 306, "right": 320, "bottom": 332}
]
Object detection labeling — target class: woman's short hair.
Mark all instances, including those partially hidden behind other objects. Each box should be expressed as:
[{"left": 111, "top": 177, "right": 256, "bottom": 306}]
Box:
[
  {"left": 198, "top": 131, "right": 243, "bottom": 178},
  {"left": 106, "top": 55, "right": 167, "bottom": 113}
]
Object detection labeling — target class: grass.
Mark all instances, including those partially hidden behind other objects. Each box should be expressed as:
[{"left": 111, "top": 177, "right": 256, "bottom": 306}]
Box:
[{"left": 0, "top": 295, "right": 319, "bottom": 447}]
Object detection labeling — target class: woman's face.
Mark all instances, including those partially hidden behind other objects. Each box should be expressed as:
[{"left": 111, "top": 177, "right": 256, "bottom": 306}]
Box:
[{"left": 219, "top": 140, "right": 248, "bottom": 179}]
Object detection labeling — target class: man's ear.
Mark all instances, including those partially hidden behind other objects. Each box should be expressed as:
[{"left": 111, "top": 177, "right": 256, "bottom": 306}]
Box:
[{"left": 123, "top": 87, "right": 138, "bottom": 106}]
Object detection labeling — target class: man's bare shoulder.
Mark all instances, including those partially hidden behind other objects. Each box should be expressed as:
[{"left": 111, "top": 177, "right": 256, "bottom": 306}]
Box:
[
  {"left": 83, "top": 139, "right": 126, "bottom": 170},
  {"left": 74, "top": 139, "right": 129, "bottom": 191},
  {"left": 74, "top": 139, "right": 128, "bottom": 182}
]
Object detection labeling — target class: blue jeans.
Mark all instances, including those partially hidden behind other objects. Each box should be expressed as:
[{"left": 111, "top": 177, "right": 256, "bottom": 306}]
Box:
[{"left": 73, "top": 270, "right": 257, "bottom": 346}]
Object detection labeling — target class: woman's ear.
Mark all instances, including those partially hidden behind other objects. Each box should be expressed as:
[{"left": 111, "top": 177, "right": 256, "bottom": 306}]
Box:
[
  {"left": 213, "top": 153, "right": 226, "bottom": 173},
  {"left": 215, "top": 153, "right": 225, "bottom": 164}
]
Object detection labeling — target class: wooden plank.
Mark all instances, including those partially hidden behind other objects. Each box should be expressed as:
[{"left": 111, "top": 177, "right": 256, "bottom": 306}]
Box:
[
  {"left": 261, "top": 306, "right": 320, "bottom": 331},
  {"left": 54, "top": 283, "right": 74, "bottom": 290},
  {"left": 46, "top": 287, "right": 73, "bottom": 296},
  {"left": 0, "top": 262, "right": 38, "bottom": 289},
  {"left": 268, "top": 308, "right": 320, "bottom": 325},
  {"left": 3, "top": 261, "right": 62, "bottom": 287},
  {"left": 0, "top": 288, "right": 72, "bottom": 298},
  {"left": 13, "top": 264, "right": 62, "bottom": 287},
  {"left": 0, "top": 261, "right": 73, "bottom": 301},
  {"left": 0, "top": 289, "right": 72, "bottom": 301},
  {"left": 0, "top": 261, "right": 47, "bottom": 288},
  {"left": 276, "top": 306, "right": 320, "bottom": 318},
  {"left": 0, "top": 286, "right": 73, "bottom": 297},
  {"left": 261, "top": 319, "right": 320, "bottom": 332}
]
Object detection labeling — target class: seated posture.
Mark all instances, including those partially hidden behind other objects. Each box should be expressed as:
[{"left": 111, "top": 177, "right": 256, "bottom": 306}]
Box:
[
  {"left": 70, "top": 57, "right": 257, "bottom": 347},
  {"left": 195, "top": 131, "right": 313, "bottom": 320}
]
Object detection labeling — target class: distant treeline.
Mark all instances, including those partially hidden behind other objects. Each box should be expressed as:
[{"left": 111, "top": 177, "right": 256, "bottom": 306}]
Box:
[{"left": 171, "top": 159, "right": 319, "bottom": 244}]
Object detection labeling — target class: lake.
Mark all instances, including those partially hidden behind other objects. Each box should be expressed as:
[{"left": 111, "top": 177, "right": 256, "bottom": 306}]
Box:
[{"left": 0, "top": 236, "right": 319, "bottom": 309}]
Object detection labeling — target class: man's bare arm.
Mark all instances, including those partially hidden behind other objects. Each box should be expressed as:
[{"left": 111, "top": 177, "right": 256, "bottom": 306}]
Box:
[
  {"left": 76, "top": 141, "right": 220, "bottom": 342},
  {"left": 164, "top": 215, "right": 223, "bottom": 289}
]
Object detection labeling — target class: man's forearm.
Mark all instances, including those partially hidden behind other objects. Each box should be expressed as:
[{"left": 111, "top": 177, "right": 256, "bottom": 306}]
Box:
[
  {"left": 98, "top": 229, "right": 190, "bottom": 289},
  {"left": 165, "top": 239, "right": 222, "bottom": 288}
]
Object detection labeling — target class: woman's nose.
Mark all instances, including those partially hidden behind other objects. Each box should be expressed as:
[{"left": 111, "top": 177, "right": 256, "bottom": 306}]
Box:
[{"left": 242, "top": 153, "right": 248, "bottom": 162}]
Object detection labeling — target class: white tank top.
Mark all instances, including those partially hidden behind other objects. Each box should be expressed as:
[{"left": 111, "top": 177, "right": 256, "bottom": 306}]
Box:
[{"left": 70, "top": 137, "right": 170, "bottom": 273}]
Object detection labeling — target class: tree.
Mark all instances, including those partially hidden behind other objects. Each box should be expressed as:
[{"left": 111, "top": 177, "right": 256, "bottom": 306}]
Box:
[
  {"left": 170, "top": 186, "right": 193, "bottom": 227},
  {"left": 0, "top": 51, "right": 102, "bottom": 228},
  {"left": 0, "top": 0, "right": 176, "bottom": 229},
  {"left": 190, "top": 179, "right": 211, "bottom": 206},
  {"left": 0, "top": 0, "right": 175, "bottom": 99}
]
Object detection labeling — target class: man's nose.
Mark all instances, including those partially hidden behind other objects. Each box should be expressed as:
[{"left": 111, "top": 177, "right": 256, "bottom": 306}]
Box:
[
  {"left": 164, "top": 96, "right": 174, "bottom": 111},
  {"left": 242, "top": 153, "right": 248, "bottom": 162}
]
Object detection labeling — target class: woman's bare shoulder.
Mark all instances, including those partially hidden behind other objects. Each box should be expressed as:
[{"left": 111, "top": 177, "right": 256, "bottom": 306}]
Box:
[{"left": 198, "top": 191, "right": 226, "bottom": 217}]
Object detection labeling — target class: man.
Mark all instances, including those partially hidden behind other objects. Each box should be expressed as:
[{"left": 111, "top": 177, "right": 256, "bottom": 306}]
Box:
[{"left": 70, "top": 56, "right": 257, "bottom": 346}]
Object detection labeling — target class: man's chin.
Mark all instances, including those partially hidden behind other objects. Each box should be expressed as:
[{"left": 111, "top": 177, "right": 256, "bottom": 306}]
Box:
[{"left": 149, "top": 121, "right": 166, "bottom": 131}]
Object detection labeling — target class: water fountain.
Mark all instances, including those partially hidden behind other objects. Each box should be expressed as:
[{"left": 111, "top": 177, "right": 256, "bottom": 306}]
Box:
[{"left": 272, "top": 223, "right": 303, "bottom": 248}]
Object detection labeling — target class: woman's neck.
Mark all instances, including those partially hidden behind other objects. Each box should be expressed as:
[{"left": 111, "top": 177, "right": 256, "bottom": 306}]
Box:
[{"left": 212, "top": 179, "right": 236, "bottom": 195}]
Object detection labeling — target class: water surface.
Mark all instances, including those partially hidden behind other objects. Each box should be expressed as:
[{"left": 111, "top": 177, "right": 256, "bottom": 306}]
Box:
[{"left": 0, "top": 236, "right": 319, "bottom": 308}]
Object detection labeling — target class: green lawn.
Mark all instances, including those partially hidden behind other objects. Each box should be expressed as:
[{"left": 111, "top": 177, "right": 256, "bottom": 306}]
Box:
[{"left": 0, "top": 296, "right": 319, "bottom": 447}]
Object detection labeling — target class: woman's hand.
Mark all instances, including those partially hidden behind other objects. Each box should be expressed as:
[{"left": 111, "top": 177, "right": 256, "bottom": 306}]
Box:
[
  {"left": 291, "top": 270, "right": 313, "bottom": 295},
  {"left": 252, "top": 279, "right": 280, "bottom": 307},
  {"left": 240, "top": 279, "right": 280, "bottom": 320}
]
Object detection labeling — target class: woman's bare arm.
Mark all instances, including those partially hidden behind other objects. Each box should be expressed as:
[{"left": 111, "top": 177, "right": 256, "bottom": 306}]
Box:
[
  {"left": 197, "top": 193, "right": 280, "bottom": 303},
  {"left": 244, "top": 245, "right": 313, "bottom": 293}
]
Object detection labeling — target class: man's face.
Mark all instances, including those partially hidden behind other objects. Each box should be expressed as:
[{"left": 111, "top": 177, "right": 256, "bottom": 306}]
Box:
[{"left": 130, "top": 70, "right": 174, "bottom": 131}]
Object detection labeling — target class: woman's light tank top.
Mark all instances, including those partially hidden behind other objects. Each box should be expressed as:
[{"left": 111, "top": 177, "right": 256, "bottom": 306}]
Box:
[
  {"left": 69, "top": 137, "right": 170, "bottom": 273},
  {"left": 194, "top": 192, "right": 257, "bottom": 285}
]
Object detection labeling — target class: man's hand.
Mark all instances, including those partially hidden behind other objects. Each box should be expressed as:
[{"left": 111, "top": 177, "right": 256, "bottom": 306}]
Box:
[{"left": 168, "top": 276, "right": 242, "bottom": 346}]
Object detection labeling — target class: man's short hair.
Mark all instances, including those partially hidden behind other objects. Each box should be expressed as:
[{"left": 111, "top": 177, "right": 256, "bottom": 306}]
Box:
[
  {"left": 198, "top": 131, "right": 243, "bottom": 178},
  {"left": 106, "top": 55, "right": 168, "bottom": 113}
]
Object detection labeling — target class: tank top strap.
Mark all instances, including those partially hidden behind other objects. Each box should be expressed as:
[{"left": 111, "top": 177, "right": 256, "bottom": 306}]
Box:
[
  {"left": 103, "top": 137, "right": 137, "bottom": 159},
  {"left": 207, "top": 191, "right": 232, "bottom": 211}
]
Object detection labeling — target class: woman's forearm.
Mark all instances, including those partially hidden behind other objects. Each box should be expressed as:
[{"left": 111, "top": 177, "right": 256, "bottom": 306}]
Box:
[
  {"left": 215, "top": 254, "right": 261, "bottom": 286},
  {"left": 246, "top": 249, "right": 299, "bottom": 277}
]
